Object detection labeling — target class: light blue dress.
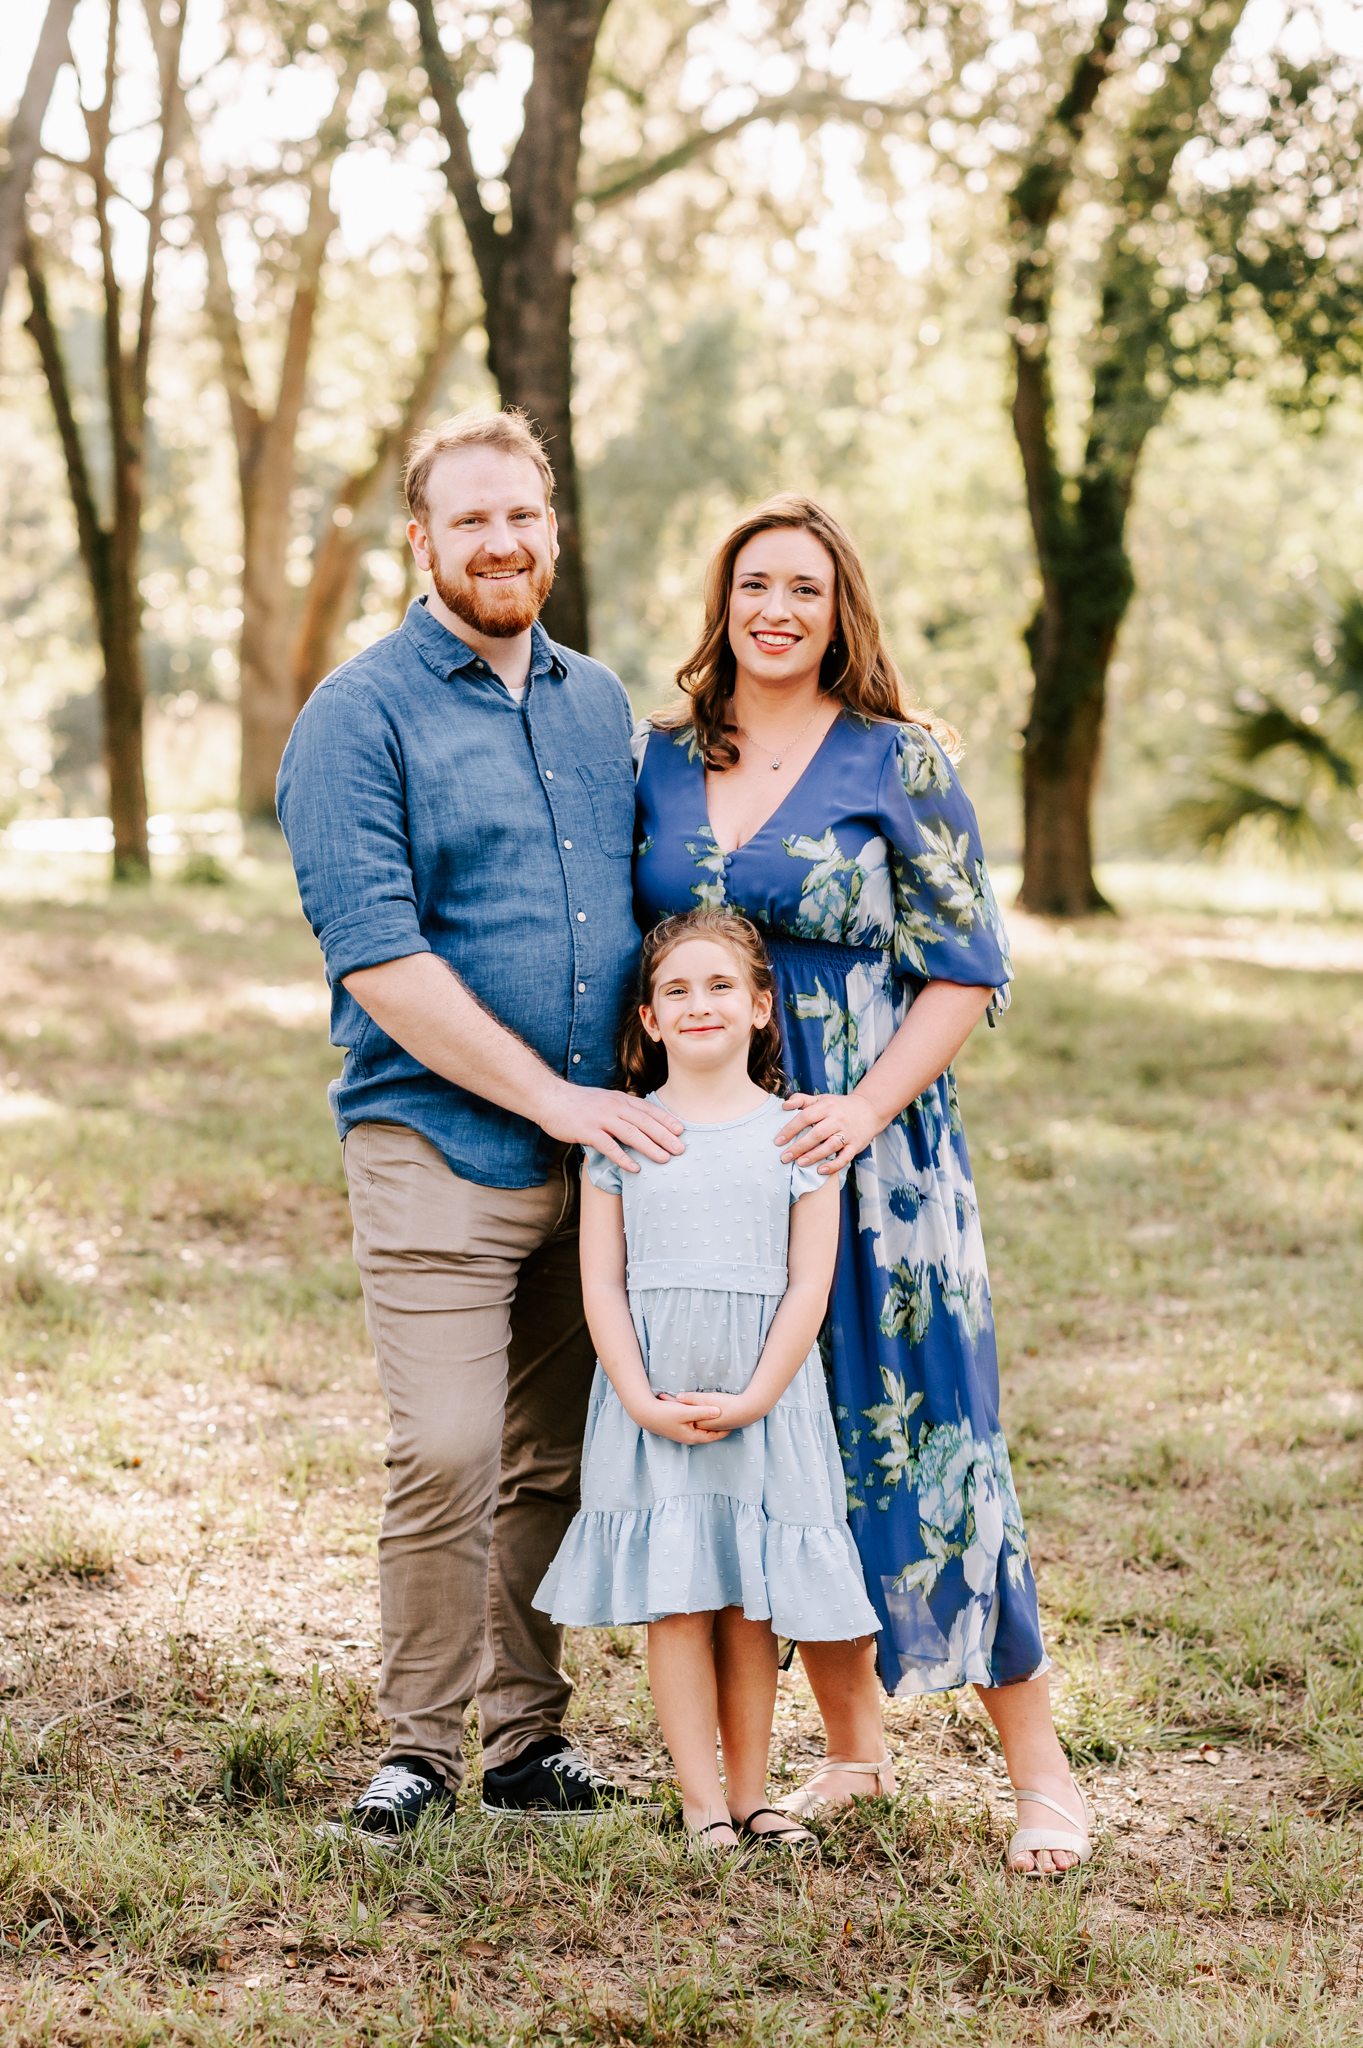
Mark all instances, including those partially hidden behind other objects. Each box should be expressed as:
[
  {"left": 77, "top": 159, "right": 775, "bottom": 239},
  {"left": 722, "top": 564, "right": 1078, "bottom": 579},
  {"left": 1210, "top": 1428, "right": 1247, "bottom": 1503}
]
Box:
[{"left": 534, "top": 1093, "right": 881, "bottom": 1640}]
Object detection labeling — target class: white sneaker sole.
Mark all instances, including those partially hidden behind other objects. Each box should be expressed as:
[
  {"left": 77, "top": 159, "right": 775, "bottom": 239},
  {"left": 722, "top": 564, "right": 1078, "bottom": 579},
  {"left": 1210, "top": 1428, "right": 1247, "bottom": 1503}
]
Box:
[
  {"left": 479, "top": 1798, "right": 663, "bottom": 1826},
  {"left": 314, "top": 1812, "right": 456, "bottom": 1852}
]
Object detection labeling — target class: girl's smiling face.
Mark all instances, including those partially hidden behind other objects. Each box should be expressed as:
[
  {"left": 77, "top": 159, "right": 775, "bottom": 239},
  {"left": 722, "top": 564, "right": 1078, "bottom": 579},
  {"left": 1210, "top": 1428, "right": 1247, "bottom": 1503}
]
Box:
[
  {"left": 727, "top": 528, "right": 837, "bottom": 688},
  {"left": 640, "top": 938, "right": 773, "bottom": 1076}
]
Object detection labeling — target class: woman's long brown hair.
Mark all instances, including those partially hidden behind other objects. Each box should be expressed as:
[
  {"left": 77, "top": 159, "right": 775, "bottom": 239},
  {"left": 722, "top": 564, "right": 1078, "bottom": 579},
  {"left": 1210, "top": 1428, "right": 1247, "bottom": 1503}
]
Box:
[
  {"left": 619, "top": 910, "right": 787, "bottom": 1099},
  {"left": 660, "top": 492, "right": 959, "bottom": 771}
]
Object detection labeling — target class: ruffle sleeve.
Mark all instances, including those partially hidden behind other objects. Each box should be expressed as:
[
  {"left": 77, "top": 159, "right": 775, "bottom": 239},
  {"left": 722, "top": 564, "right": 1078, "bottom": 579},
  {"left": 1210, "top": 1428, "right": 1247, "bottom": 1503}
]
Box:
[
  {"left": 791, "top": 1160, "right": 848, "bottom": 1200},
  {"left": 583, "top": 1147, "right": 625, "bottom": 1195},
  {"left": 877, "top": 724, "right": 1013, "bottom": 1018}
]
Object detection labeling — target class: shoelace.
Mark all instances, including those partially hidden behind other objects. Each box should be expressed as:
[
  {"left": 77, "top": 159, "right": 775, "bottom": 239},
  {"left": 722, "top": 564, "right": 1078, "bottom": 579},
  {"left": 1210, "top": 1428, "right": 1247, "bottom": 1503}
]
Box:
[
  {"left": 543, "top": 1748, "right": 610, "bottom": 1788},
  {"left": 356, "top": 1764, "right": 433, "bottom": 1808}
]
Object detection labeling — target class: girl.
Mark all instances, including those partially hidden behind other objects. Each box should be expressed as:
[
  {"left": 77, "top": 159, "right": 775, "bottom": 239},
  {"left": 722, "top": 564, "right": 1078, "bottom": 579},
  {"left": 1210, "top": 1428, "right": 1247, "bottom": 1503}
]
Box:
[{"left": 534, "top": 909, "right": 880, "bottom": 1851}]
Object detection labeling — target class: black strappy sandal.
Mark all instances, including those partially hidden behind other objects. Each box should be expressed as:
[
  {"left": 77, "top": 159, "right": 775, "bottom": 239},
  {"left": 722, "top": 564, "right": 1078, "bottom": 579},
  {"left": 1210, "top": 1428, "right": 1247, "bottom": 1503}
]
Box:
[
  {"left": 734, "top": 1806, "right": 819, "bottom": 1857},
  {"left": 687, "top": 1817, "right": 742, "bottom": 1855}
]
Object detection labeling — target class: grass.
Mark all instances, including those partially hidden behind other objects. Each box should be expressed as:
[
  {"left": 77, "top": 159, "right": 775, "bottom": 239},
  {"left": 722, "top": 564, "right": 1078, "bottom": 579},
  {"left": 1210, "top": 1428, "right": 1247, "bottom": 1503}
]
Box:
[{"left": 0, "top": 853, "right": 1361, "bottom": 2045}]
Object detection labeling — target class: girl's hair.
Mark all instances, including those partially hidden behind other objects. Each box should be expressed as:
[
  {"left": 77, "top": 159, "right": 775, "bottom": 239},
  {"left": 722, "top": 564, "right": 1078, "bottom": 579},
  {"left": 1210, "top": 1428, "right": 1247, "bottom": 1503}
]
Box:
[
  {"left": 620, "top": 910, "right": 786, "bottom": 1098},
  {"left": 659, "top": 492, "right": 960, "bottom": 771}
]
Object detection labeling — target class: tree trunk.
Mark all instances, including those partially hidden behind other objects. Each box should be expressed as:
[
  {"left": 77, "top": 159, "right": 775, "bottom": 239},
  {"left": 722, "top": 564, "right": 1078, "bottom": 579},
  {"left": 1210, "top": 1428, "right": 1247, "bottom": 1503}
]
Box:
[
  {"left": 487, "top": 0, "right": 605, "bottom": 650},
  {"left": 1008, "top": 0, "right": 1246, "bottom": 915},
  {"left": 0, "top": 0, "right": 79, "bottom": 319},
  {"left": 1018, "top": 553, "right": 1125, "bottom": 916},
  {"left": 104, "top": 522, "right": 150, "bottom": 878},
  {"left": 416, "top": 0, "right": 609, "bottom": 653},
  {"left": 289, "top": 487, "right": 370, "bottom": 709},
  {"left": 238, "top": 434, "right": 302, "bottom": 818}
]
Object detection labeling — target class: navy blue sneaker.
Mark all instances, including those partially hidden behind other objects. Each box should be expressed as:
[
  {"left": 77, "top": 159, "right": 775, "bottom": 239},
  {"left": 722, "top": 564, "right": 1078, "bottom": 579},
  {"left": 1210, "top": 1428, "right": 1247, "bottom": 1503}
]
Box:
[
  {"left": 480, "top": 1735, "right": 659, "bottom": 1822},
  {"left": 350, "top": 1757, "right": 455, "bottom": 1835}
]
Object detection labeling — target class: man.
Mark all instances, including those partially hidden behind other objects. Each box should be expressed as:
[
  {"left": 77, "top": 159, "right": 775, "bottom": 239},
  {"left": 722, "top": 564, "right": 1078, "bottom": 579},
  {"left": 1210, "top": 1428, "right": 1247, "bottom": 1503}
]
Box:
[{"left": 277, "top": 407, "right": 682, "bottom": 1833}]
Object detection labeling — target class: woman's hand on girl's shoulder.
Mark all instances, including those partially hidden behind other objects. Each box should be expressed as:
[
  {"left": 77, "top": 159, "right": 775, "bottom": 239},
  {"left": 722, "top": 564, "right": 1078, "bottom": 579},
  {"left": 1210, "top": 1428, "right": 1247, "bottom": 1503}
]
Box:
[{"left": 776, "top": 1091, "right": 883, "bottom": 1172}]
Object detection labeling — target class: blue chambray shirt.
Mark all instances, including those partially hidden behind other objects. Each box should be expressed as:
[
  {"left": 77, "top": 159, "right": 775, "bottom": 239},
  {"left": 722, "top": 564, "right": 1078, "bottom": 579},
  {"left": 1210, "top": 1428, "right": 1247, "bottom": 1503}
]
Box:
[{"left": 276, "top": 597, "right": 642, "bottom": 1190}]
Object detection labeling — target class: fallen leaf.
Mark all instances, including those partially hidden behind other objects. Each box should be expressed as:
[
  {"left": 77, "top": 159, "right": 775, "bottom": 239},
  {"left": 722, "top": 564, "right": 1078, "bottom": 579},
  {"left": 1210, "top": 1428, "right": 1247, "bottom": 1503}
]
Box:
[
  {"left": 1198, "top": 1745, "right": 1222, "bottom": 1765},
  {"left": 463, "top": 1939, "right": 500, "bottom": 1960}
]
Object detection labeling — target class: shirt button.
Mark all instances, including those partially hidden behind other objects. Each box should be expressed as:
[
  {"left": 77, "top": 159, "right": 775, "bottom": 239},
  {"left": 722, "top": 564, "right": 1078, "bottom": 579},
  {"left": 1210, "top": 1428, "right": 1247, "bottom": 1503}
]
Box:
[
  {"left": 577, "top": 911, "right": 586, "bottom": 922},
  {"left": 545, "top": 770, "right": 555, "bottom": 780},
  {"left": 572, "top": 1053, "right": 582, "bottom": 1064},
  {"left": 577, "top": 982, "right": 586, "bottom": 993},
  {"left": 563, "top": 838, "right": 573, "bottom": 849}
]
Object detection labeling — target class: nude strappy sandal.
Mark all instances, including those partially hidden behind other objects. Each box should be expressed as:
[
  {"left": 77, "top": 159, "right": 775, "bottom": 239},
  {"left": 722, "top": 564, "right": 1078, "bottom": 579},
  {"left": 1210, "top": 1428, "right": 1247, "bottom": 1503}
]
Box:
[
  {"left": 777, "top": 1757, "right": 896, "bottom": 1819},
  {"left": 1006, "top": 1779, "right": 1091, "bottom": 1877}
]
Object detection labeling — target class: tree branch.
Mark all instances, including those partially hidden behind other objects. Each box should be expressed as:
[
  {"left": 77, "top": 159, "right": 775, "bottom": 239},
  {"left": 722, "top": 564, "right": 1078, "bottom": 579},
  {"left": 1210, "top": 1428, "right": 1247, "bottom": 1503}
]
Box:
[
  {"left": 0, "top": 0, "right": 80, "bottom": 316},
  {"left": 411, "top": 0, "right": 501, "bottom": 292},
  {"left": 1007, "top": 0, "right": 1128, "bottom": 556},
  {"left": 189, "top": 176, "right": 262, "bottom": 462},
  {"left": 263, "top": 160, "right": 338, "bottom": 465},
  {"left": 1085, "top": 2, "right": 1250, "bottom": 512},
  {"left": 22, "top": 237, "right": 106, "bottom": 602},
  {"left": 290, "top": 246, "right": 473, "bottom": 704},
  {"left": 133, "top": 0, "right": 187, "bottom": 412},
  {"left": 86, "top": 0, "right": 136, "bottom": 534},
  {"left": 583, "top": 85, "right": 907, "bottom": 210}
]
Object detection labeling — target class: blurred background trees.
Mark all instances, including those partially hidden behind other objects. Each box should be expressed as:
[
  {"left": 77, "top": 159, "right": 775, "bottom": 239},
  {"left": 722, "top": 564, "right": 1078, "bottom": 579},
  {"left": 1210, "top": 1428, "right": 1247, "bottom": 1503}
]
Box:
[
  {"left": 22, "top": 0, "right": 185, "bottom": 879},
  {"left": 1, "top": 0, "right": 1361, "bottom": 884}
]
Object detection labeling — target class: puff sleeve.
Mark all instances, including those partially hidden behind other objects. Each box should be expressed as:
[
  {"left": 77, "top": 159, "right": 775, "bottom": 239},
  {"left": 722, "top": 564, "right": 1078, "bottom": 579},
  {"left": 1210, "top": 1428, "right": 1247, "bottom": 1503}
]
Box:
[
  {"left": 790, "top": 1158, "right": 849, "bottom": 1201},
  {"left": 582, "top": 1147, "right": 625, "bottom": 1195},
  {"left": 876, "top": 725, "right": 1013, "bottom": 1018}
]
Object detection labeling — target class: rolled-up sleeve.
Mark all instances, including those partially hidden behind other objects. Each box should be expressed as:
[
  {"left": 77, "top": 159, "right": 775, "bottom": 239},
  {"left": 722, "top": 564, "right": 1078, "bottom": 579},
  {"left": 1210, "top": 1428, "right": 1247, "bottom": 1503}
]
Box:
[{"left": 277, "top": 680, "right": 432, "bottom": 984}]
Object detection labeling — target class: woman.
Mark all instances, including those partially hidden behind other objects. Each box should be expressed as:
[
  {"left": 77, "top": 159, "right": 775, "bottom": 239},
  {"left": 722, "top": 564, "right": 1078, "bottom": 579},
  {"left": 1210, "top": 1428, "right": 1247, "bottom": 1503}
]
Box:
[{"left": 630, "top": 494, "right": 1089, "bottom": 1875}]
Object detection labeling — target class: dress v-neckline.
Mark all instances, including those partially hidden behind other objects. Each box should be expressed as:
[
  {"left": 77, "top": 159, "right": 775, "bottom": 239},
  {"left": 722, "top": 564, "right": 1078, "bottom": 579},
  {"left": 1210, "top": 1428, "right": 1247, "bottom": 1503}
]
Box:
[{"left": 703, "top": 713, "right": 843, "bottom": 857}]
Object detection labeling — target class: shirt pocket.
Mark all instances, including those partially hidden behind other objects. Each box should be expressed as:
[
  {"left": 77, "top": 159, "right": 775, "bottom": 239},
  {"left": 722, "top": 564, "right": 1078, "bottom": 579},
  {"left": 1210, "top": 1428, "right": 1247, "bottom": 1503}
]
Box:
[{"left": 576, "top": 761, "right": 635, "bottom": 860}]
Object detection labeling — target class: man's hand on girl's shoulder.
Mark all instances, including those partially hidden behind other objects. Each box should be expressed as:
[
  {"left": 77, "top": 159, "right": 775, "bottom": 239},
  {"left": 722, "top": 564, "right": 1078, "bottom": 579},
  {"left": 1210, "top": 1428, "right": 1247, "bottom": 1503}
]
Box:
[{"left": 539, "top": 1084, "right": 686, "bottom": 1171}]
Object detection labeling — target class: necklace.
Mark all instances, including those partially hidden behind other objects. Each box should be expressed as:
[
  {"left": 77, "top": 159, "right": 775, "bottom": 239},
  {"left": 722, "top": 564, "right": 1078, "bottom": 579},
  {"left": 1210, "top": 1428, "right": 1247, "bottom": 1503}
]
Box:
[{"left": 734, "top": 704, "right": 823, "bottom": 771}]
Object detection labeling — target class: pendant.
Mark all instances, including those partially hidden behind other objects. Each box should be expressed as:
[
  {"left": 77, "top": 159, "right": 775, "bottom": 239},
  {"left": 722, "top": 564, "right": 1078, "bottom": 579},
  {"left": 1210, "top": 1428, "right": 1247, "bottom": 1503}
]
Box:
[{"left": 770, "top": 758, "right": 780, "bottom": 771}]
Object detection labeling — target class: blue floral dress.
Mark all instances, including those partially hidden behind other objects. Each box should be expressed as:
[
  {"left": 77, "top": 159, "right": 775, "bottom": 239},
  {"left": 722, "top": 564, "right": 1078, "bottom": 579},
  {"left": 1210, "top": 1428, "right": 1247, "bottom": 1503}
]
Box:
[{"left": 632, "top": 712, "right": 1049, "bottom": 1697}]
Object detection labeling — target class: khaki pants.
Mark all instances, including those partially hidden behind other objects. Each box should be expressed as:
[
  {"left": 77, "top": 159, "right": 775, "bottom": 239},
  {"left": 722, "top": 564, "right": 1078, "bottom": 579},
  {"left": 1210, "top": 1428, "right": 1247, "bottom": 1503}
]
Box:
[{"left": 343, "top": 1120, "right": 595, "bottom": 1790}]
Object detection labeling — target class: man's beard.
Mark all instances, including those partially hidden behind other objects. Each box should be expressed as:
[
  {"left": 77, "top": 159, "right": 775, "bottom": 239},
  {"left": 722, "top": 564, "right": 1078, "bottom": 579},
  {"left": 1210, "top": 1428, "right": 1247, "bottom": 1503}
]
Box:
[{"left": 429, "top": 544, "right": 555, "bottom": 639}]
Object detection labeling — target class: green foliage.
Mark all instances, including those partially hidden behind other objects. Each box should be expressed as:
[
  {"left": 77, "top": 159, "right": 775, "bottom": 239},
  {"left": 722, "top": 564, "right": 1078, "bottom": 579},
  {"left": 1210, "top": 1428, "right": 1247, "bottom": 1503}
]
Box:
[
  {"left": 212, "top": 1699, "right": 330, "bottom": 1806},
  {"left": 1163, "top": 585, "right": 1363, "bottom": 855},
  {"left": 178, "top": 851, "right": 231, "bottom": 887},
  {"left": 1191, "top": 60, "right": 1363, "bottom": 419}
]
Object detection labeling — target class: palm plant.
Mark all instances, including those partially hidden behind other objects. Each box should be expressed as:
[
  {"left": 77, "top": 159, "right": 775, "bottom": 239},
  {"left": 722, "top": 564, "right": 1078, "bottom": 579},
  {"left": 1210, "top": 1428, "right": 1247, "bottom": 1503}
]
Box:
[{"left": 1165, "top": 587, "right": 1363, "bottom": 856}]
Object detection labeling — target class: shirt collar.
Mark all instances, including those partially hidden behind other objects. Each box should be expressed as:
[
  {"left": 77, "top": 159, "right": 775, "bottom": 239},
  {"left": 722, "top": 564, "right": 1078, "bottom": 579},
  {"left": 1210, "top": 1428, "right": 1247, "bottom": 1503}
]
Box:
[{"left": 403, "top": 598, "right": 568, "bottom": 683}]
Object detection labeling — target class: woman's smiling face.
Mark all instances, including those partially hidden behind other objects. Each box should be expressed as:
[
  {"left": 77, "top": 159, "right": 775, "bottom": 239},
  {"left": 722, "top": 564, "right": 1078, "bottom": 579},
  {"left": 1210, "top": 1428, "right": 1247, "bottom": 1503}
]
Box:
[{"left": 727, "top": 527, "right": 837, "bottom": 688}]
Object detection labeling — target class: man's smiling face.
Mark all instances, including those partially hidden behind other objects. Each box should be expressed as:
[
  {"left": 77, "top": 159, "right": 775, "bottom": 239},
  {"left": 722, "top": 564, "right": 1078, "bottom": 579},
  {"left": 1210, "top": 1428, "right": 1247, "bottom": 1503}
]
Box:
[{"left": 408, "top": 447, "right": 559, "bottom": 640}]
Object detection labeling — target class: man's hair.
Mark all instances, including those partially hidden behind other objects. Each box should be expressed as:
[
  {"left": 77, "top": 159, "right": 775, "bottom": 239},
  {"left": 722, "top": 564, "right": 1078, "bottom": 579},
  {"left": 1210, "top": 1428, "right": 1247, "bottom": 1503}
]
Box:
[{"left": 404, "top": 407, "right": 555, "bottom": 530}]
